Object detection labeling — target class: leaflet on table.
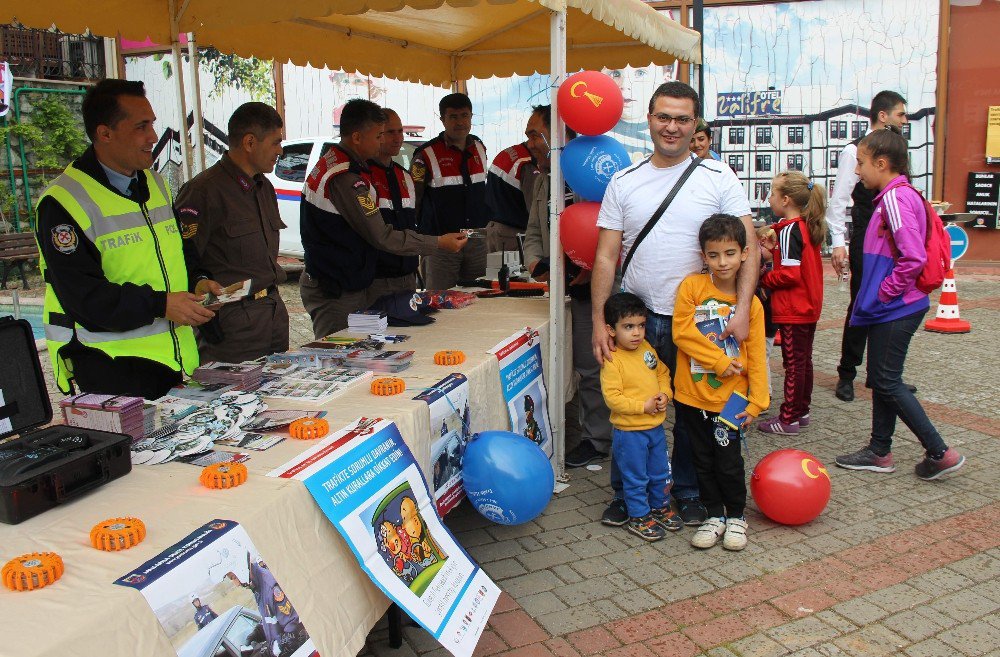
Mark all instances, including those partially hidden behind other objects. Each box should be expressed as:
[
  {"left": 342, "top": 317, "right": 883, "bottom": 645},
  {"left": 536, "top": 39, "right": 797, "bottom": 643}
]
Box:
[
  {"left": 281, "top": 367, "right": 373, "bottom": 385},
  {"left": 153, "top": 394, "right": 204, "bottom": 425},
  {"left": 167, "top": 381, "right": 239, "bottom": 404},
  {"left": 263, "top": 361, "right": 299, "bottom": 377},
  {"left": 215, "top": 431, "right": 285, "bottom": 451},
  {"left": 177, "top": 451, "right": 250, "bottom": 466},
  {"left": 489, "top": 328, "right": 552, "bottom": 456},
  {"left": 414, "top": 374, "right": 472, "bottom": 516},
  {"left": 301, "top": 335, "right": 385, "bottom": 352},
  {"left": 691, "top": 302, "right": 740, "bottom": 374},
  {"left": 114, "top": 519, "right": 317, "bottom": 657},
  {"left": 242, "top": 409, "right": 324, "bottom": 432},
  {"left": 267, "top": 418, "right": 499, "bottom": 657},
  {"left": 257, "top": 371, "right": 372, "bottom": 404}
]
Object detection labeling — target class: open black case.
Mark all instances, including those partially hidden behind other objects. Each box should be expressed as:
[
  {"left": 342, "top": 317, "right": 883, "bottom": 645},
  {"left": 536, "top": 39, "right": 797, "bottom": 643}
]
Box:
[{"left": 0, "top": 316, "right": 132, "bottom": 524}]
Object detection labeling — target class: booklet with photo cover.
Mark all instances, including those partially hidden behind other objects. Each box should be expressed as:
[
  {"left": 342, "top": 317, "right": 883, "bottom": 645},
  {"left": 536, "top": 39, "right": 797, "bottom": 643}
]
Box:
[
  {"left": 201, "top": 279, "right": 251, "bottom": 307},
  {"left": 691, "top": 303, "right": 740, "bottom": 374}
]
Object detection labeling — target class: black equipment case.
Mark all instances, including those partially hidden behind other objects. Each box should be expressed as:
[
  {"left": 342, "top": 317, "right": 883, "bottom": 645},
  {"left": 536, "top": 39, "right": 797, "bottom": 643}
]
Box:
[{"left": 0, "top": 316, "right": 132, "bottom": 524}]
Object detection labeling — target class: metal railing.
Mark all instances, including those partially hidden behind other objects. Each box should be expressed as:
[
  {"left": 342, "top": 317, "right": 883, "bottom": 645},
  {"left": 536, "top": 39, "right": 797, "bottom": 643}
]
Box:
[{"left": 0, "top": 24, "right": 106, "bottom": 81}]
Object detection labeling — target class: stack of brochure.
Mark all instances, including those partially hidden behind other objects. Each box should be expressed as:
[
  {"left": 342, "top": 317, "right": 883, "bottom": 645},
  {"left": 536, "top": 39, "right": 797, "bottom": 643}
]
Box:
[
  {"left": 344, "top": 349, "right": 414, "bottom": 373},
  {"left": 193, "top": 361, "right": 265, "bottom": 388},
  {"left": 61, "top": 394, "right": 147, "bottom": 439},
  {"left": 348, "top": 309, "right": 388, "bottom": 333}
]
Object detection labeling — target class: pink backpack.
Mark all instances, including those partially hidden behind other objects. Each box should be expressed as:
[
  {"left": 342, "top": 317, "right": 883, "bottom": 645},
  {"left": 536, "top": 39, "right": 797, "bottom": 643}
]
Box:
[{"left": 883, "top": 182, "right": 950, "bottom": 294}]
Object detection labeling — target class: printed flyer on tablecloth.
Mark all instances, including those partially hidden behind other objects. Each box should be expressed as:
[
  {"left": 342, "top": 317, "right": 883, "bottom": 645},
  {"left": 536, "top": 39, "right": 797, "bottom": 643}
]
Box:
[
  {"left": 115, "top": 519, "right": 317, "bottom": 657},
  {"left": 267, "top": 418, "right": 499, "bottom": 657},
  {"left": 414, "top": 374, "right": 472, "bottom": 516},
  {"left": 490, "top": 328, "right": 552, "bottom": 456}
]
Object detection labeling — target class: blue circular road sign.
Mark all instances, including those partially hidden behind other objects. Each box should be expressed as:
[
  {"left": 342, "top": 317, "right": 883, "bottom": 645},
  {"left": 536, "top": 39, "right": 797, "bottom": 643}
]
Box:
[{"left": 945, "top": 224, "right": 969, "bottom": 263}]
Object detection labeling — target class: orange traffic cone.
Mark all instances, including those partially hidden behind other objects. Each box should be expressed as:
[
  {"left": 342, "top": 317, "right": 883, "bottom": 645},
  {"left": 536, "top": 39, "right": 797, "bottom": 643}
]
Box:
[{"left": 924, "top": 269, "right": 971, "bottom": 334}]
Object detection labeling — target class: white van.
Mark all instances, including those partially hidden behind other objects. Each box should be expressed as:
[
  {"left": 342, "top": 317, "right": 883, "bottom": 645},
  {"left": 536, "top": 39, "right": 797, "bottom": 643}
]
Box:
[{"left": 265, "top": 137, "right": 422, "bottom": 258}]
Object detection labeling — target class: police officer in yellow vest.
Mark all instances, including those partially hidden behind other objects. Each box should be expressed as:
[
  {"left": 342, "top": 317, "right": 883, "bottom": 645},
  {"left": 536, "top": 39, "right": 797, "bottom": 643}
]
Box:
[{"left": 35, "top": 80, "right": 211, "bottom": 399}]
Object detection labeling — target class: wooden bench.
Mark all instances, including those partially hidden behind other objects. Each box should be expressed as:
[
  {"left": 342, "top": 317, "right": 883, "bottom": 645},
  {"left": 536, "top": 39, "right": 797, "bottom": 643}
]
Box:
[{"left": 0, "top": 232, "right": 38, "bottom": 290}]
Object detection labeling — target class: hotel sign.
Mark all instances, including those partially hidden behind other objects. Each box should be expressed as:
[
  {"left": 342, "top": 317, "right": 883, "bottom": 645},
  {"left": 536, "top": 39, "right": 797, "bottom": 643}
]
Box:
[{"left": 717, "top": 91, "right": 783, "bottom": 117}]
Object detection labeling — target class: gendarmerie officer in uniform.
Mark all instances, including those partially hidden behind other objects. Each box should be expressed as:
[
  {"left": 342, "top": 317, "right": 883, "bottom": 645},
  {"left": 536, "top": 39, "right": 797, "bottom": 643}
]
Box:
[
  {"left": 35, "top": 79, "right": 209, "bottom": 399},
  {"left": 174, "top": 102, "right": 289, "bottom": 363},
  {"left": 299, "top": 99, "right": 468, "bottom": 338},
  {"left": 484, "top": 107, "right": 543, "bottom": 253},
  {"left": 411, "top": 93, "right": 488, "bottom": 289},
  {"left": 367, "top": 108, "right": 421, "bottom": 295}
]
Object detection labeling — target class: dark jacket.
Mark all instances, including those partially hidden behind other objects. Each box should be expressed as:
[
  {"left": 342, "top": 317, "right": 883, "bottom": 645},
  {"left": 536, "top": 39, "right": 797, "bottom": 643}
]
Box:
[{"left": 411, "top": 133, "right": 488, "bottom": 234}]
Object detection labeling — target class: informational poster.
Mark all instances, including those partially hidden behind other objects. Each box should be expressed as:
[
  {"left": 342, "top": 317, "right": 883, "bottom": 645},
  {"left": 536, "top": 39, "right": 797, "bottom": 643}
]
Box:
[
  {"left": 414, "top": 374, "right": 471, "bottom": 516},
  {"left": 966, "top": 171, "right": 1000, "bottom": 229},
  {"left": 268, "top": 418, "right": 499, "bottom": 657},
  {"left": 987, "top": 106, "right": 1000, "bottom": 165},
  {"left": 115, "top": 519, "right": 317, "bottom": 657},
  {"left": 489, "top": 328, "right": 553, "bottom": 456}
]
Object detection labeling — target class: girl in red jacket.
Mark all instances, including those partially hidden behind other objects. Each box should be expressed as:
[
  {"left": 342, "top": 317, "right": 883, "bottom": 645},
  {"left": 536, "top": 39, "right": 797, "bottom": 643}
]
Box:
[{"left": 757, "top": 171, "right": 827, "bottom": 435}]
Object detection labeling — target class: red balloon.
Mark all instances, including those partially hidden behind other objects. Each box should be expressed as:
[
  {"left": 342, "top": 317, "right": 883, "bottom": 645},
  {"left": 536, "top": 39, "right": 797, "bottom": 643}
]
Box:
[
  {"left": 557, "top": 71, "right": 625, "bottom": 136},
  {"left": 750, "top": 449, "right": 831, "bottom": 525},
  {"left": 559, "top": 202, "right": 601, "bottom": 270}
]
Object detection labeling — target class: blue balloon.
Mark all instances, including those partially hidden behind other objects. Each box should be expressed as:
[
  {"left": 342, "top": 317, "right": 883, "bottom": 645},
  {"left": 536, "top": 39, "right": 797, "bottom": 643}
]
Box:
[
  {"left": 463, "top": 431, "right": 554, "bottom": 525},
  {"left": 560, "top": 135, "right": 631, "bottom": 201}
]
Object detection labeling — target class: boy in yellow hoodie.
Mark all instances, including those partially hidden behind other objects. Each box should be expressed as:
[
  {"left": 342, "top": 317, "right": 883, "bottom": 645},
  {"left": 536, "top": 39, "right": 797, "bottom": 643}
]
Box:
[
  {"left": 600, "top": 292, "right": 682, "bottom": 542},
  {"left": 673, "top": 214, "right": 769, "bottom": 551}
]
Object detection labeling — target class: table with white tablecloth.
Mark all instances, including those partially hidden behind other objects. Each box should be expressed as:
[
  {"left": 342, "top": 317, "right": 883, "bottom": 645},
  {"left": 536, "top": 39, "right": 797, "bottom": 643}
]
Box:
[{"left": 0, "top": 297, "right": 572, "bottom": 657}]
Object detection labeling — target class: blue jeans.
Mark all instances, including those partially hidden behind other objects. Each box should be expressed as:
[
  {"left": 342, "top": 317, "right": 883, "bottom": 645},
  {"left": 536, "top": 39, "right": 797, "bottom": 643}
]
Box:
[
  {"left": 643, "top": 311, "right": 701, "bottom": 501},
  {"left": 613, "top": 427, "right": 670, "bottom": 518},
  {"left": 865, "top": 309, "right": 947, "bottom": 456}
]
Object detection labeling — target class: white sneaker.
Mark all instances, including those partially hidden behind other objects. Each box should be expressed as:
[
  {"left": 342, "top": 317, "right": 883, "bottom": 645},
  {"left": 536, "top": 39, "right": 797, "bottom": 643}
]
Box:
[
  {"left": 723, "top": 517, "right": 748, "bottom": 551},
  {"left": 690, "top": 517, "right": 726, "bottom": 549}
]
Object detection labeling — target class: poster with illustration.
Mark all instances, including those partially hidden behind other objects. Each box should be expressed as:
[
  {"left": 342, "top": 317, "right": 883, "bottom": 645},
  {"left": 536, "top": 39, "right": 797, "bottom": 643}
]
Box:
[
  {"left": 414, "top": 374, "right": 472, "bottom": 516},
  {"left": 115, "top": 519, "right": 317, "bottom": 657},
  {"left": 489, "top": 328, "right": 552, "bottom": 456},
  {"left": 268, "top": 418, "right": 498, "bottom": 657},
  {"left": 368, "top": 482, "right": 449, "bottom": 591}
]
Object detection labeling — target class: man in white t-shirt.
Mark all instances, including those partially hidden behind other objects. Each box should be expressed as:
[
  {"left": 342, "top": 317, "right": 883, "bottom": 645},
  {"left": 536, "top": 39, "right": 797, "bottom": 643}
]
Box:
[{"left": 591, "top": 81, "right": 755, "bottom": 528}]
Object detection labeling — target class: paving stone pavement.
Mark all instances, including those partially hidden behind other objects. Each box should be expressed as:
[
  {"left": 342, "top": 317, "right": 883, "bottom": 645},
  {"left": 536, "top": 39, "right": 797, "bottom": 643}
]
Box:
[{"left": 357, "top": 272, "right": 1000, "bottom": 657}]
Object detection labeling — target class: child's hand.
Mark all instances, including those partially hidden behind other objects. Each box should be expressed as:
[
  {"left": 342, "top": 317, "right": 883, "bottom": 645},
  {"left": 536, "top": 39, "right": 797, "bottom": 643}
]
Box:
[
  {"left": 653, "top": 393, "right": 669, "bottom": 413},
  {"left": 759, "top": 245, "right": 773, "bottom": 263},
  {"left": 643, "top": 396, "right": 660, "bottom": 415},
  {"left": 720, "top": 360, "right": 743, "bottom": 378},
  {"left": 735, "top": 411, "right": 753, "bottom": 429}
]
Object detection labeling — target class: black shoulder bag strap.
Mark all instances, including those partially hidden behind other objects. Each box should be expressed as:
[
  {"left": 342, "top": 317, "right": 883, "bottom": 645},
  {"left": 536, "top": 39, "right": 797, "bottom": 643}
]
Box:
[{"left": 620, "top": 156, "right": 703, "bottom": 279}]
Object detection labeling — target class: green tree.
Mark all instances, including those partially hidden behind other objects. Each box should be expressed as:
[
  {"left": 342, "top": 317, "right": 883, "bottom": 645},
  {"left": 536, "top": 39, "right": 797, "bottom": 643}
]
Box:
[
  {"left": 152, "top": 49, "right": 275, "bottom": 103},
  {"left": 200, "top": 49, "right": 275, "bottom": 103},
  {"left": 20, "top": 95, "right": 88, "bottom": 175},
  {"left": 0, "top": 94, "right": 87, "bottom": 223}
]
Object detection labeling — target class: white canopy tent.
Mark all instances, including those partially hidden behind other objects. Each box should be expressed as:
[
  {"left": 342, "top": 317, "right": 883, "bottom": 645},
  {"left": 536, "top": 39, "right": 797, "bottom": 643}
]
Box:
[{"left": 6, "top": 0, "right": 700, "bottom": 473}]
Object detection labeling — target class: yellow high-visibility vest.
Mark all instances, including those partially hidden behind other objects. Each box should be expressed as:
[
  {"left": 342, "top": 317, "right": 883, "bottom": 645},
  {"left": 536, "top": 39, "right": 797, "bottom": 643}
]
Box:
[{"left": 36, "top": 164, "right": 198, "bottom": 393}]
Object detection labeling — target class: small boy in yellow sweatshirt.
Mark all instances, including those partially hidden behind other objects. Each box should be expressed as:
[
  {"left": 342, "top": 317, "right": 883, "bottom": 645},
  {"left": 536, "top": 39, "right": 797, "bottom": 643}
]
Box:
[
  {"left": 600, "top": 292, "right": 682, "bottom": 542},
  {"left": 673, "top": 213, "right": 769, "bottom": 552}
]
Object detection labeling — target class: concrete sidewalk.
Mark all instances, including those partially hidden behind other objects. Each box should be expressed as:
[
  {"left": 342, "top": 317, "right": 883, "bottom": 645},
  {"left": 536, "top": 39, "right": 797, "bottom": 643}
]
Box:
[{"left": 361, "top": 275, "right": 999, "bottom": 657}]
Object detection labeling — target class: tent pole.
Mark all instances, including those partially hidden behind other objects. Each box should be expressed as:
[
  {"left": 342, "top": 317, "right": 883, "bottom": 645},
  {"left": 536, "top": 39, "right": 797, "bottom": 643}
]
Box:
[
  {"left": 186, "top": 33, "right": 206, "bottom": 174},
  {"left": 549, "top": 9, "right": 567, "bottom": 478},
  {"left": 693, "top": 0, "right": 704, "bottom": 98},
  {"left": 171, "top": 40, "right": 193, "bottom": 182}
]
